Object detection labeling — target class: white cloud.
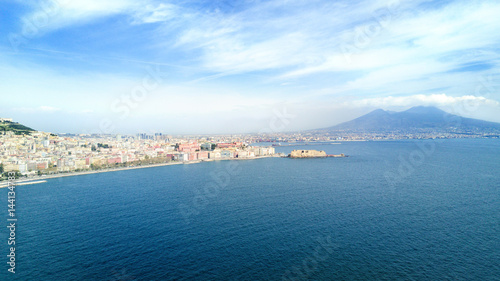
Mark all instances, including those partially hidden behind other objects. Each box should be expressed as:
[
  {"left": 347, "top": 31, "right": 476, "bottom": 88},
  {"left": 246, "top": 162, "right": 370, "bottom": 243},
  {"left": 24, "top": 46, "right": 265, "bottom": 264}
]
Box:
[
  {"left": 20, "top": 0, "right": 135, "bottom": 34},
  {"left": 13, "top": 105, "right": 61, "bottom": 113},
  {"left": 348, "top": 93, "right": 500, "bottom": 108},
  {"left": 130, "top": 3, "right": 178, "bottom": 24},
  {"left": 39, "top": 105, "right": 61, "bottom": 112}
]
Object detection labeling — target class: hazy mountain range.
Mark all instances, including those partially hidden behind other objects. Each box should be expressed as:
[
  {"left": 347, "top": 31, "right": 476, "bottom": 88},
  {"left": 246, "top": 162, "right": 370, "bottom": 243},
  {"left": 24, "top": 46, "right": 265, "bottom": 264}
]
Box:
[
  {"left": 321, "top": 106, "right": 500, "bottom": 133},
  {"left": 5, "top": 106, "right": 500, "bottom": 136}
]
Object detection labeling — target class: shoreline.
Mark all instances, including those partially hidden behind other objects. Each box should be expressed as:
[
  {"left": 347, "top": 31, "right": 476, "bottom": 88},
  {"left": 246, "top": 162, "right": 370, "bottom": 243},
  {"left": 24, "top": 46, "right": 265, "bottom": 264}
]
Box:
[{"left": 0, "top": 155, "right": 277, "bottom": 188}]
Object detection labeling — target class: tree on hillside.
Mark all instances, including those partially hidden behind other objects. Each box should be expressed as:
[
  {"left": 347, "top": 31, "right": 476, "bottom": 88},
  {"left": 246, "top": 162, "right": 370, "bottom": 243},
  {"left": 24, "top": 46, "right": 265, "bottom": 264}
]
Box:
[
  {"left": 97, "top": 143, "right": 110, "bottom": 148},
  {"left": 0, "top": 163, "right": 3, "bottom": 174}
]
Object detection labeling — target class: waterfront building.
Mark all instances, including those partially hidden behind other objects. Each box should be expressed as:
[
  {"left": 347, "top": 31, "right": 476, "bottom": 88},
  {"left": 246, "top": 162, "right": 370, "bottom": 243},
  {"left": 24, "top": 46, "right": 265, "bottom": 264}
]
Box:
[
  {"left": 237, "top": 151, "right": 248, "bottom": 158},
  {"left": 221, "top": 150, "right": 233, "bottom": 158},
  {"left": 188, "top": 153, "right": 198, "bottom": 161},
  {"left": 200, "top": 143, "right": 213, "bottom": 150},
  {"left": 208, "top": 151, "right": 221, "bottom": 159},
  {"left": 176, "top": 153, "right": 189, "bottom": 162},
  {"left": 107, "top": 157, "right": 122, "bottom": 165},
  {"left": 18, "top": 163, "right": 28, "bottom": 173},
  {"left": 197, "top": 151, "right": 209, "bottom": 159}
]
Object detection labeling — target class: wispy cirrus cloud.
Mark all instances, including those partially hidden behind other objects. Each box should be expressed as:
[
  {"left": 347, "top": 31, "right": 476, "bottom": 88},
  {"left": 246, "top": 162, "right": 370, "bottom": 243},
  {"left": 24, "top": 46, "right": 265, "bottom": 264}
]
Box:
[
  {"left": 3, "top": 0, "right": 500, "bottom": 133},
  {"left": 130, "top": 3, "right": 178, "bottom": 24},
  {"left": 14, "top": 0, "right": 500, "bottom": 80},
  {"left": 19, "top": 0, "right": 135, "bottom": 34},
  {"left": 16, "top": 0, "right": 182, "bottom": 36},
  {"left": 173, "top": 0, "right": 500, "bottom": 76},
  {"left": 13, "top": 105, "right": 61, "bottom": 113}
]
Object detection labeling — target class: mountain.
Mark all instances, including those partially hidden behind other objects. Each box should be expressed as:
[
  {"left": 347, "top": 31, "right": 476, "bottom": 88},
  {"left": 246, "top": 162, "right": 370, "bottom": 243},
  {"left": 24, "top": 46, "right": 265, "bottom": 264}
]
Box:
[
  {"left": 0, "top": 120, "right": 35, "bottom": 135},
  {"left": 322, "top": 106, "right": 500, "bottom": 132}
]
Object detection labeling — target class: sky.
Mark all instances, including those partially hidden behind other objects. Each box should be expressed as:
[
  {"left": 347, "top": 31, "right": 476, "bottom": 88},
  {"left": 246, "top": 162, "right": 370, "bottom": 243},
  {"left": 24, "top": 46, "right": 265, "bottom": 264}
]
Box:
[{"left": 1, "top": 0, "right": 499, "bottom": 134}]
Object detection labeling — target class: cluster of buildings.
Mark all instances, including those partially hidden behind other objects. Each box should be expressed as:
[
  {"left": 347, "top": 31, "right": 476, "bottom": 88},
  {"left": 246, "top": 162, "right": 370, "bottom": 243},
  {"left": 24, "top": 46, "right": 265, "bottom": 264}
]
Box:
[
  {"left": 0, "top": 130, "right": 275, "bottom": 177},
  {"left": 3, "top": 115, "right": 495, "bottom": 178},
  {"left": 255, "top": 128, "right": 500, "bottom": 143}
]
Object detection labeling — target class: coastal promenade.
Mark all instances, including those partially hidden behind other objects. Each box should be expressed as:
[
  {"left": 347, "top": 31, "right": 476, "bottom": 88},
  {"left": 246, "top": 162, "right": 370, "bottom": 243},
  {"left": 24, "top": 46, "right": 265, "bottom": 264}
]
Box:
[{"left": 0, "top": 155, "right": 278, "bottom": 188}]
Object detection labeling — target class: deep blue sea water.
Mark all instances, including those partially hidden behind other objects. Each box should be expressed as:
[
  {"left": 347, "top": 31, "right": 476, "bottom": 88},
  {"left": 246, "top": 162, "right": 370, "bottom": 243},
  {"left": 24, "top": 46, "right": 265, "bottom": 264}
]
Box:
[{"left": 1, "top": 139, "right": 499, "bottom": 280}]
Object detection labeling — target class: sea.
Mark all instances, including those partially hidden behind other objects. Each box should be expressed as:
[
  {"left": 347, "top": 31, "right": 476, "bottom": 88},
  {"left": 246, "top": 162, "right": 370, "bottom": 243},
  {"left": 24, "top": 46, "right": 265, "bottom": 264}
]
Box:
[{"left": 1, "top": 139, "right": 499, "bottom": 280}]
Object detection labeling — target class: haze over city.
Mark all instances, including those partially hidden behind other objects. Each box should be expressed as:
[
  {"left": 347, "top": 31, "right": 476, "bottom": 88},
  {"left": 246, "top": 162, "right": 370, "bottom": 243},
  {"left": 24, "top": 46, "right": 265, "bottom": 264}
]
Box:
[
  {"left": 1, "top": 0, "right": 500, "bottom": 134},
  {"left": 2, "top": 1, "right": 500, "bottom": 280}
]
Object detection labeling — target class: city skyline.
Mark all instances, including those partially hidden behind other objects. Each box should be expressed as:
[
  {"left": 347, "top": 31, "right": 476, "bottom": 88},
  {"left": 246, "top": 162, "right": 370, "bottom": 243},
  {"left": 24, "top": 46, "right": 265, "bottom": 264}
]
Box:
[{"left": 1, "top": 0, "right": 500, "bottom": 134}]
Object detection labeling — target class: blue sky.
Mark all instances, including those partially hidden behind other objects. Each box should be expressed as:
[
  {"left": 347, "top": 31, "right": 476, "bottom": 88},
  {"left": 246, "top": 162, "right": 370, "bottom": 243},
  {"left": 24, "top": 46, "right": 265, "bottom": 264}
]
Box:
[{"left": 1, "top": 0, "right": 499, "bottom": 134}]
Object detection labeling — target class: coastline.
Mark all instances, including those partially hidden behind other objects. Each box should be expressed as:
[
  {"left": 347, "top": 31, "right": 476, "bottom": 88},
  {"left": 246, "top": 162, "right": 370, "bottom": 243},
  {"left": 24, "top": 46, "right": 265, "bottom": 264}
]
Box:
[{"left": 0, "top": 155, "right": 277, "bottom": 188}]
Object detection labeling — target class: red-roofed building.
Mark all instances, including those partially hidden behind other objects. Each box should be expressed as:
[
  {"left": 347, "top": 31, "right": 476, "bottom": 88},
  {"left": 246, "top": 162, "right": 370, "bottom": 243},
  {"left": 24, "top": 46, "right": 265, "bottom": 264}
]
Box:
[
  {"left": 216, "top": 142, "right": 242, "bottom": 149},
  {"left": 107, "top": 157, "right": 122, "bottom": 164},
  {"left": 177, "top": 142, "right": 200, "bottom": 153}
]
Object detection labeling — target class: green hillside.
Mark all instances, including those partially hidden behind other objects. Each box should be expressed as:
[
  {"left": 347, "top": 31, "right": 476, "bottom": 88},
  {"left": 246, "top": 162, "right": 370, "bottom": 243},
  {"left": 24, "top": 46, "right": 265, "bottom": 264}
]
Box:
[{"left": 0, "top": 120, "right": 35, "bottom": 135}]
